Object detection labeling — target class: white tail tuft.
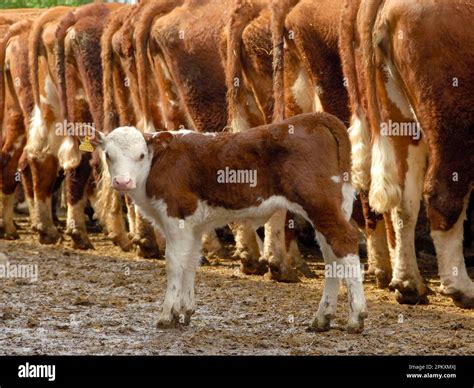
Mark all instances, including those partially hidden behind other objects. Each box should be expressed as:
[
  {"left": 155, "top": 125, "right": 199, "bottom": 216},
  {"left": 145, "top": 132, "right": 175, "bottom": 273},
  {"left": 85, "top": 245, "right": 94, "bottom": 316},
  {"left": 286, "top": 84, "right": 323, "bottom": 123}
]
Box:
[
  {"left": 58, "top": 136, "right": 81, "bottom": 170},
  {"left": 348, "top": 114, "right": 371, "bottom": 191},
  {"left": 341, "top": 183, "right": 356, "bottom": 221},
  {"left": 369, "top": 134, "right": 401, "bottom": 213}
]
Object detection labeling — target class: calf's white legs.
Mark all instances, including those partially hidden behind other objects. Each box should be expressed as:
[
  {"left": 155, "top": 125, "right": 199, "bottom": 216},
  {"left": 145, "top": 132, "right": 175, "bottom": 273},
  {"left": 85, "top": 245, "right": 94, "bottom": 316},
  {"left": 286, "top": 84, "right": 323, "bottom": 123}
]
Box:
[
  {"left": 312, "top": 233, "right": 341, "bottom": 331},
  {"left": 311, "top": 233, "right": 367, "bottom": 333},
  {"left": 157, "top": 227, "right": 201, "bottom": 328}
]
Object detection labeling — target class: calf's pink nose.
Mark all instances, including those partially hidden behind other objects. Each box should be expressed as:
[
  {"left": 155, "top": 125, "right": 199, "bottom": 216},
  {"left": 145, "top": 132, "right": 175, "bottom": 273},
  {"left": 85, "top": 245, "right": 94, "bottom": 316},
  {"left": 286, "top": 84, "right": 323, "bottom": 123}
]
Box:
[{"left": 113, "top": 176, "right": 134, "bottom": 190}]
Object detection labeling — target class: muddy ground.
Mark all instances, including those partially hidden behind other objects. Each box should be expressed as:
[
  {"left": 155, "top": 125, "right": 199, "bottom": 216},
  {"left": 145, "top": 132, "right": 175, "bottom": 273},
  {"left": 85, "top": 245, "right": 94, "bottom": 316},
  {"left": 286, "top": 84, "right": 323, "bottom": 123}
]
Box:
[{"left": 0, "top": 216, "right": 473, "bottom": 355}]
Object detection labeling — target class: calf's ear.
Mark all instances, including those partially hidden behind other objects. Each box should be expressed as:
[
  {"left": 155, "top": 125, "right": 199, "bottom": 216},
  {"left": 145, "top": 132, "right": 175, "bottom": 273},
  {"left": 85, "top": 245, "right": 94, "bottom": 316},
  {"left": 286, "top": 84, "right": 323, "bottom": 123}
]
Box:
[
  {"left": 144, "top": 131, "right": 174, "bottom": 149},
  {"left": 90, "top": 128, "right": 106, "bottom": 146}
]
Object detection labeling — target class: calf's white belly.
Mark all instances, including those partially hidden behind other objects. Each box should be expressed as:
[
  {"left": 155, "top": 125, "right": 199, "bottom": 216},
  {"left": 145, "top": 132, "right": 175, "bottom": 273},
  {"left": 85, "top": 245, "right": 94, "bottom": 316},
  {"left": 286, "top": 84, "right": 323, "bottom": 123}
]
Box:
[{"left": 131, "top": 193, "right": 308, "bottom": 236}]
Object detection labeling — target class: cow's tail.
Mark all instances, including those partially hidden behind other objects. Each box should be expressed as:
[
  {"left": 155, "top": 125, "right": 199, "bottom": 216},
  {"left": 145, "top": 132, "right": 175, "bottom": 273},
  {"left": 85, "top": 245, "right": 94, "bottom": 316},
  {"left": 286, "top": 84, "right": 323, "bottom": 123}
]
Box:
[
  {"left": 339, "top": 0, "right": 372, "bottom": 193},
  {"left": 361, "top": 0, "right": 401, "bottom": 213},
  {"left": 55, "top": 10, "right": 77, "bottom": 124},
  {"left": 27, "top": 14, "right": 47, "bottom": 156},
  {"left": 26, "top": 8, "right": 69, "bottom": 157},
  {"left": 0, "top": 24, "right": 11, "bottom": 132},
  {"left": 97, "top": 10, "right": 123, "bottom": 228},
  {"left": 97, "top": 7, "right": 138, "bottom": 240},
  {"left": 101, "top": 8, "right": 126, "bottom": 133},
  {"left": 270, "top": 0, "right": 287, "bottom": 122},
  {"left": 28, "top": 9, "right": 70, "bottom": 111},
  {"left": 224, "top": 0, "right": 257, "bottom": 132},
  {"left": 0, "top": 19, "right": 33, "bottom": 131},
  {"left": 136, "top": 1, "right": 177, "bottom": 133}
]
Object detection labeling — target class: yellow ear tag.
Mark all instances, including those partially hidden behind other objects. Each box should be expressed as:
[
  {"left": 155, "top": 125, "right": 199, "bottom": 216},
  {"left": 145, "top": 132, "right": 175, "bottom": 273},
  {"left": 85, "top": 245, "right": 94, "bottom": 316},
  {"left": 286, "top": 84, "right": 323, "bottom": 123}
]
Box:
[{"left": 79, "top": 136, "right": 94, "bottom": 153}]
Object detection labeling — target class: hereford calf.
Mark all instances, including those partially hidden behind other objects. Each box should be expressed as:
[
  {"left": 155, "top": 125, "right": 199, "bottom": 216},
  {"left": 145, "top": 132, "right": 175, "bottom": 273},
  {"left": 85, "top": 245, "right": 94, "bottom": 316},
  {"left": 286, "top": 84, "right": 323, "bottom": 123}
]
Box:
[{"left": 94, "top": 112, "right": 368, "bottom": 333}]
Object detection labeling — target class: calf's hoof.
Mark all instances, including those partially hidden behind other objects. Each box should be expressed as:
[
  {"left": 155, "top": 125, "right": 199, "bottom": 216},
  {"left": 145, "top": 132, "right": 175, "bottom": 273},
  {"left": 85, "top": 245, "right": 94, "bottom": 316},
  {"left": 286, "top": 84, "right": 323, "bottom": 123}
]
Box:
[
  {"left": 390, "top": 279, "right": 429, "bottom": 305},
  {"left": 347, "top": 311, "right": 368, "bottom": 334},
  {"left": 156, "top": 309, "right": 193, "bottom": 329},
  {"left": 307, "top": 314, "right": 334, "bottom": 332}
]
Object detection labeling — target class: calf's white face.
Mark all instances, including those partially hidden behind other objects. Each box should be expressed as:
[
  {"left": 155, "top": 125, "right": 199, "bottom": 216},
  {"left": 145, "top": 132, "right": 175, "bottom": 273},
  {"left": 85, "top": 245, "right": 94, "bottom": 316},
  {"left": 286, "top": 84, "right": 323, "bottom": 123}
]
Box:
[{"left": 96, "top": 126, "right": 152, "bottom": 193}]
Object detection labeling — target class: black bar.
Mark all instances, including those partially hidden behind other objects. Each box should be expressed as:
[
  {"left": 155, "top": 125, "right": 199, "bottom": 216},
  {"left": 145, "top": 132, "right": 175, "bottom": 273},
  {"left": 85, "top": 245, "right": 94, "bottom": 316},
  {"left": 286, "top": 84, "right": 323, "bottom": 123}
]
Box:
[{"left": 0, "top": 356, "right": 472, "bottom": 385}]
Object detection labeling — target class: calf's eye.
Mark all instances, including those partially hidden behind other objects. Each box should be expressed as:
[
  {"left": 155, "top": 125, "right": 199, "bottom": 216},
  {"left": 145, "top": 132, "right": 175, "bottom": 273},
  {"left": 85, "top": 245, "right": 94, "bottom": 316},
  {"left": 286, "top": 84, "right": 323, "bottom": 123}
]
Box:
[{"left": 139, "top": 153, "right": 145, "bottom": 160}]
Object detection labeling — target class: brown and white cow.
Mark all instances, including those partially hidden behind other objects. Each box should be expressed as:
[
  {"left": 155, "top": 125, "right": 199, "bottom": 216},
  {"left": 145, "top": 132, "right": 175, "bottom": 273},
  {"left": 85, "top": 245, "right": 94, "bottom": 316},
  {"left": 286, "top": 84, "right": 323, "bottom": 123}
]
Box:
[
  {"left": 271, "top": 0, "right": 393, "bottom": 288},
  {"left": 132, "top": 0, "right": 244, "bottom": 259},
  {"left": 25, "top": 6, "right": 76, "bottom": 245},
  {"left": 340, "top": 0, "right": 474, "bottom": 308},
  {"left": 53, "top": 2, "right": 136, "bottom": 251},
  {"left": 1, "top": 17, "right": 39, "bottom": 240},
  {"left": 221, "top": 0, "right": 321, "bottom": 281},
  {"left": 94, "top": 112, "right": 368, "bottom": 333},
  {"left": 99, "top": 1, "right": 184, "bottom": 258}
]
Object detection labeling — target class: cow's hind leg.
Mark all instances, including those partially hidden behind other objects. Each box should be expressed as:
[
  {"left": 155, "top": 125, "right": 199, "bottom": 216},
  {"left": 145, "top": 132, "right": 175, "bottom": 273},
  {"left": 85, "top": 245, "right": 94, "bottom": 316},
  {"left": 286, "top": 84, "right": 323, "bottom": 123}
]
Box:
[
  {"left": 262, "top": 209, "right": 300, "bottom": 282},
  {"left": 201, "top": 229, "right": 227, "bottom": 260},
  {"left": 133, "top": 211, "right": 161, "bottom": 259},
  {"left": 65, "top": 153, "right": 93, "bottom": 250},
  {"left": 388, "top": 143, "right": 429, "bottom": 304},
  {"left": 1, "top": 192, "right": 18, "bottom": 240},
  {"left": 1, "top": 151, "right": 21, "bottom": 239},
  {"left": 29, "top": 155, "right": 61, "bottom": 244},
  {"left": 360, "top": 191, "right": 392, "bottom": 288},
  {"left": 231, "top": 221, "right": 267, "bottom": 275},
  {"left": 19, "top": 159, "right": 37, "bottom": 230},
  {"left": 426, "top": 172, "right": 474, "bottom": 308},
  {"left": 1, "top": 117, "right": 26, "bottom": 239}
]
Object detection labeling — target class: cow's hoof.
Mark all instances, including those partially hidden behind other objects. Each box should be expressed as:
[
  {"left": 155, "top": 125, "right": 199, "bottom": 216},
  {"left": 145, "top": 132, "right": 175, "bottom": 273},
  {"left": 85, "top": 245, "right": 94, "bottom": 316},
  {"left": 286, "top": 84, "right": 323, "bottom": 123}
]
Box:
[
  {"left": 307, "top": 314, "right": 333, "bottom": 332},
  {"left": 134, "top": 236, "right": 161, "bottom": 259},
  {"left": 296, "top": 260, "right": 316, "bottom": 279},
  {"left": 347, "top": 311, "right": 368, "bottom": 334},
  {"left": 109, "top": 232, "right": 133, "bottom": 252},
  {"left": 241, "top": 260, "right": 268, "bottom": 276},
  {"left": 38, "top": 230, "right": 61, "bottom": 245},
  {"left": 70, "top": 229, "right": 94, "bottom": 250},
  {"left": 206, "top": 246, "right": 230, "bottom": 259},
  {"left": 137, "top": 245, "right": 162, "bottom": 259},
  {"left": 267, "top": 264, "right": 300, "bottom": 283},
  {"left": 374, "top": 269, "right": 392, "bottom": 289},
  {"left": 390, "top": 279, "right": 429, "bottom": 305},
  {"left": 393, "top": 288, "right": 429, "bottom": 305},
  {"left": 441, "top": 287, "right": 474, "bottom": 309},
  {"left": 199, "top": 256, "right": 210, "bottom": 266},
  {"left": 5, "top": 230, "right": 20, "bottom": 240}
]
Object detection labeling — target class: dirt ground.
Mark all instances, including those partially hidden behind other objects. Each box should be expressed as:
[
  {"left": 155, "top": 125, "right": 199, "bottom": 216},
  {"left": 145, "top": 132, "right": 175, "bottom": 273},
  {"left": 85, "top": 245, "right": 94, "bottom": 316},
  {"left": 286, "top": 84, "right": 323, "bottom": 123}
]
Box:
[{"left": 0, "top": 216, "right": 473, "bottom": 356}]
